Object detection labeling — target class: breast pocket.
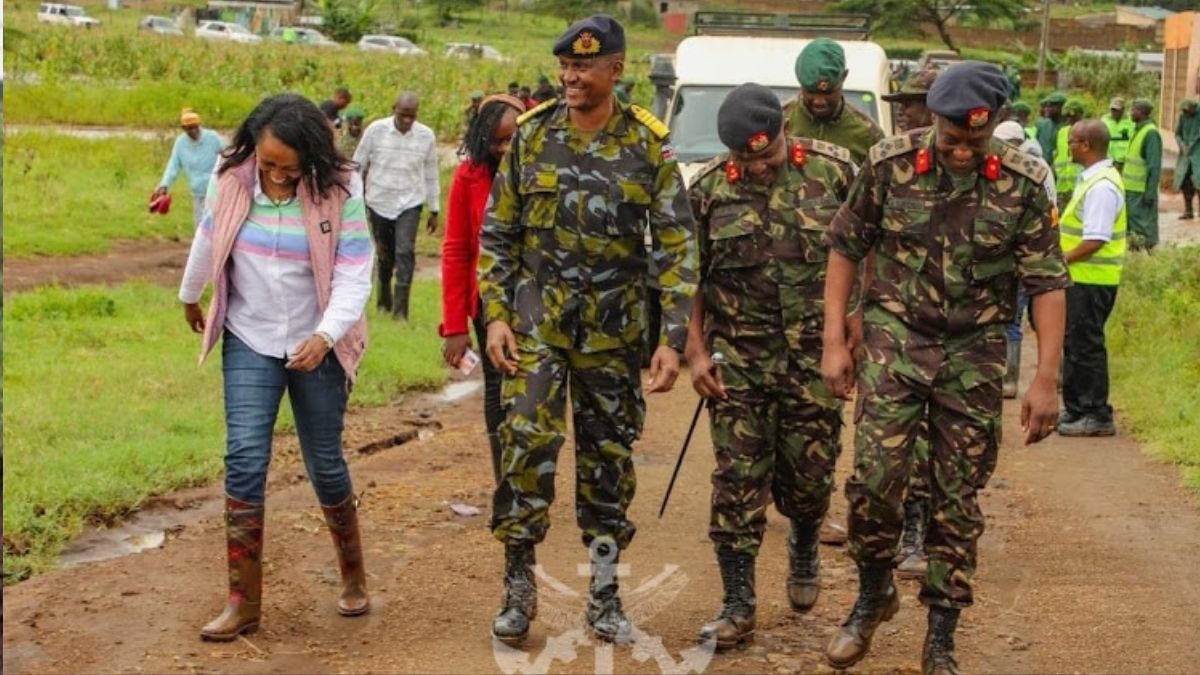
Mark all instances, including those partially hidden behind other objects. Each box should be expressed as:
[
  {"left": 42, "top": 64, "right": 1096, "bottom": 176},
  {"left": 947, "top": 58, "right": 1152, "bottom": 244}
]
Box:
[
  {"left": 518, "top": 164, "right": 559, "bottom": 230},
  {"left": 878, "top": 202, "right": 930, "bottom": 273},
  {"left": 794, "top": 195, "right": 841, "bottom": 264},
  {"left": 707, "top": 205, "right": 759, "bottom": 272},
  {"left": 971, "top": 209, "right": 1017, "bottom": 287},
  {"left": 605, "top": 175, "right": 653, "bottom": 237}
]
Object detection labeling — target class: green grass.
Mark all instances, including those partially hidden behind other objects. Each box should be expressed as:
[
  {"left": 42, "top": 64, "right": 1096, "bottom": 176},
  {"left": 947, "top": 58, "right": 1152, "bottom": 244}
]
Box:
[
  {"left": 2, "top": 281, "right": 447, "bottom": 582},
  {"left": 1108, "top": 246, "right": 1200, "bottom": 493},
  {"left": 3, "top": 130, "right": 199, "bottom": 257},
  {"left": 2, "top": 1, "right": 672, "bottom": 139},
  {"left": 3, "top": 131, "right": 458, "bottom": 258}
]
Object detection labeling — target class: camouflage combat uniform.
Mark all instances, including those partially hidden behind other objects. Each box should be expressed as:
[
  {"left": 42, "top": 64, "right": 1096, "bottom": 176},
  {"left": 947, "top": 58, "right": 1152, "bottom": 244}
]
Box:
[
  {"left": 784, "top": 98, "right": 885, "bottom": 167},
  {"left": 690, "top": 138, "right": 855, "bottom": 556},
  {"left": 478, "top": 98, "right": 698, "bottom": 551},
  {"left": 827, "top": 128, "right": 1070, "bottom": 608}
]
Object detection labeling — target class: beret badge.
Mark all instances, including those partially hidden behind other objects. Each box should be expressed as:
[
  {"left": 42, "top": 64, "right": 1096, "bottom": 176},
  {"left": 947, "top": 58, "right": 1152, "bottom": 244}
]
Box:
[
  {"left": 967, "top": 106, "right": 990, "bottom": 129},
  {"left": 747, "top": 131, "right": 770, "bottom": 153},
  {"left": 572, "top": 31, "right": 600, "bottom": 55}
]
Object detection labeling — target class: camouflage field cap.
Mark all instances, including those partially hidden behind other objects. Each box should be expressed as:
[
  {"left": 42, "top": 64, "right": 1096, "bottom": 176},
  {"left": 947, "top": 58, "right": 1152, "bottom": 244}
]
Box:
[{"left": 882, "top": 67, "right": 940, "bottom": 102}]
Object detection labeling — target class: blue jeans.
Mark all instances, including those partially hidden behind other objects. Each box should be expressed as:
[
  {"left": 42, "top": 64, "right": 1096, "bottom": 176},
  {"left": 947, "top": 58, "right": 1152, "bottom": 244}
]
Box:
[
  {"left": 1005, "top": 291, "right": 1030, "bottom": 342},
  {"left": 222, "top": 332, "right": 353, "bottom": 505}
]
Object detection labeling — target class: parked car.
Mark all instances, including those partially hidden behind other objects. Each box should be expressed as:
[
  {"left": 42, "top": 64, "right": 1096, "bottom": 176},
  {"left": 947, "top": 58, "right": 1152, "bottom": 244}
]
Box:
[
  {"left": 37, "top": 3, "right": 100, "bottom": 28},
  {"left": 357, "top": 34, "right": 426, "bottom": 56},
  {"left": 268, "top": 26, "right": 338, "bottom": 48},
  {"left": 443, "top": 42, "right": 508, "bottom": 62},
  {"left": 195, "top": 21, "right": 263, "bottom": 44},
  {"left": 139, "top": 16, "right": 184, "bottom": 37}
]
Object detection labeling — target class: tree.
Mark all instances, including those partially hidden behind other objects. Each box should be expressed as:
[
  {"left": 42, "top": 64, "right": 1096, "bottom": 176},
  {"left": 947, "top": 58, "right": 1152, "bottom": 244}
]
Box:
[
  {"left": 319, "top": 0, "right": 380, "bottom": 43},
  {"left": 832, "top": 0, "right": 1032, "bottom": 52}
]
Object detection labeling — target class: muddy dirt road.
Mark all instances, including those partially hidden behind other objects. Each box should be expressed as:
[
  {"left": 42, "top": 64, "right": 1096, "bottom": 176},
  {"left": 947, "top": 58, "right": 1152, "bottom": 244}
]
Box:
[
  {"left": 5, "top": 342, "right": 1200, "bottom": 674},
  {"left": 5, "top": 193, "right": 1200, "bottom": 674}
]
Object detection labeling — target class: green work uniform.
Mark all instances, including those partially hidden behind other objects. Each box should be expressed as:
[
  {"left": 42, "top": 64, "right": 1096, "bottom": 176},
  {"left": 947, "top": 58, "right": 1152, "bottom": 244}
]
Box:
[
  {"left": 478, "top": 98, "right": 698, "bottom": 551},
  {"left": 1173, "top": 108, "right": 1200, "bottom": 191},
  {"left": 1123, "top": 120, "right": 1162, "bottom": 249},
  {"left": 784, "top": 97, "right": 885, "bottom": 167},
  {"left": 689, "top": 138, "right": 855, "bottom": 556},
  {"left": 1034, "top": 117, "right": 1061, "bottom": 165},
  {"left": 826, "top": 128, "right": 1071, "bottom": 608},
  {"left": 1102, "top": 113, "right": 1136, "bottom": 166}
]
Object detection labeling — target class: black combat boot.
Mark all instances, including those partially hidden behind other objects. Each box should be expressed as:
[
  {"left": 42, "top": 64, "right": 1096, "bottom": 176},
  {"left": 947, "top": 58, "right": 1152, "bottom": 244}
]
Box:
[
  {"left": 786, "top": 520, "right": 821, "bottom": 612},
  {"left": 895, "top": 498, "right": 929, "bottom": 580},
  {"left": 698, "top": 547, "right": 756, "bottom": 649},
  {"left": 825, "top": 561, "right": 901, "bottom": 669},
  {"left": 492, "top": 543, "right": 538, "bottom": 646},
  {"left": 922, "top": 606, "right": 962, "bottom": 675},
  {"left": 585, "top": 541, "right": 632, "bottom": 644},
  {"left": 1003, "top": 338, "right": 1021, "bottom": 399}
]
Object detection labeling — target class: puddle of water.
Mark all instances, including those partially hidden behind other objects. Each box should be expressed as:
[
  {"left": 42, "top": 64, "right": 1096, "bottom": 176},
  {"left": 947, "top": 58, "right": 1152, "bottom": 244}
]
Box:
[
  {"left": 59, "top": 498, "right": 222, "bottom": 567},
  {"left": 439, "top": 379, "right": 482, "bottom": 403}
]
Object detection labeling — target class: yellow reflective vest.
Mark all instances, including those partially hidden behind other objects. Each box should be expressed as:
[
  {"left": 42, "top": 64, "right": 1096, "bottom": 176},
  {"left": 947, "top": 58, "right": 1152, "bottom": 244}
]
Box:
[
  {"left": 1054, "top": 125, "right": 1082, "bottom": 199},
  {"left": 1059, "top": 165, "right": 1127, "bottom": 286},
  {"left": 1121, "top": 122, "right": 1158, "bottom": 193}
]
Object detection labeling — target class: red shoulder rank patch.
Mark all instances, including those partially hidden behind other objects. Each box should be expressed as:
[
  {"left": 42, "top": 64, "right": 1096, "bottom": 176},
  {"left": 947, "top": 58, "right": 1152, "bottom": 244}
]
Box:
[
  {"left": 725, "top": 160, "right": 742, "bottom": 184},
  {"left": 915, "top": 148, "right": 932, "bottom": 175},
  {"left": 983, "top": 154, "right": 1001, "bottom": 181},
  {"left": 791, "top": 141, "right": 807, "bottom": 167}
]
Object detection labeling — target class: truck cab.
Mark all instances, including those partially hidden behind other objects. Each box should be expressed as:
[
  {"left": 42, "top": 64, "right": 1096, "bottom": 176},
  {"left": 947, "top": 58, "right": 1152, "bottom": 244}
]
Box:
[{"left": 664, "top": 13, "right": 893, "bottom": 184}]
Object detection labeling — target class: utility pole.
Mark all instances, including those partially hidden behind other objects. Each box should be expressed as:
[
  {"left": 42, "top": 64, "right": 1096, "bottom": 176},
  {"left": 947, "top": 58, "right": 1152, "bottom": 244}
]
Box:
[{"left": 1036, "top": 0, "right": 1051, "bottom": 88}]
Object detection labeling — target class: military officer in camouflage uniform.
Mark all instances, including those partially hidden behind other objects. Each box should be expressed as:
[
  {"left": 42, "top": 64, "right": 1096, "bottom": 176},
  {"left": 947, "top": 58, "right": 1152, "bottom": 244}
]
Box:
[
  {"left": 821, "top": 63, "right": 1069, "bottom": 675},
  {"left": 477, "top": 15, "right": 698, "bottom": 646},
  {"left": 784, "top": 37, "right": 886, "bottom": 166},
  {"left": 685, "top": 84, "right": 856, "bottom": 649}
]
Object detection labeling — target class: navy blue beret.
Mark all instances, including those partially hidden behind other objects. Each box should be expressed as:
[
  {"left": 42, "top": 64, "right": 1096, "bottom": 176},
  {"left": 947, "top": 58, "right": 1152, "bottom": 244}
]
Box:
[
  {"left": 718, "top": 83, "right": 783, "bottom": 153},
  {"left": 926, "top": 61, "right": 1011, "bottom": 130},
  {"left": 552, "top": 15, "right": 625, "bottom": 58}
]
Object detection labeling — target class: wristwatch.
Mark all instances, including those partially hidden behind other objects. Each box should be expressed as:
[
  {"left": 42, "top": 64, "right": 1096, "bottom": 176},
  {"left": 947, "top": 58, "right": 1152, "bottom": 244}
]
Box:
[{"left": 314, "top": 331, "right": 335, "bottom": 350}]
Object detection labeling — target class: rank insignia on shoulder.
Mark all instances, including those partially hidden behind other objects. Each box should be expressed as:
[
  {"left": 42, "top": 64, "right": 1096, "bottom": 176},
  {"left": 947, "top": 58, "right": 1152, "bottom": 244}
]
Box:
[
  {"left": 791, "top": 141, "right": 807, "bottom": 167},
  {"left": 725, "top": 160, "right": 742, "bottom": 184},
  {"left": 983, "top": 154, "right": 1001, "bottom": 181},
  {"left": 915, "top": 148, "right": 932, "bottom": 175}
]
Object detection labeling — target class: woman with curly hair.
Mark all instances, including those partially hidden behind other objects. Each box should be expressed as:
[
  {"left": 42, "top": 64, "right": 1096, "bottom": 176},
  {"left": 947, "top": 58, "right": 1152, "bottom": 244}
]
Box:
[
  {"left": 179, "top": 93, "right": 375, "bottom": 640},
  {"left": 440, "top": 94, "right": 526, "bottom": 483}
]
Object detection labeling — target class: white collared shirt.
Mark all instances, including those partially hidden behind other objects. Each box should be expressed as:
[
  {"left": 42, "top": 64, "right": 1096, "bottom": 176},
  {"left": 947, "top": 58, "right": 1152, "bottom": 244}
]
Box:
[
  {"left": 353, "top": 118, "right": 440, "bottom": 219},
  {"left": 179, "top": 169, "right": 374, "bottom": 358},
  {"left": 1077, "top": 159, "right": 1123, "bottom": 242}
]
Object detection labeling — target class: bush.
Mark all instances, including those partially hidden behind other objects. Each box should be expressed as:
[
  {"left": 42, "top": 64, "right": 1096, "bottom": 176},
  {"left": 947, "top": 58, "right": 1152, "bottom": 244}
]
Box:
[
  {"left": 1059, "top": 48, "right": 1159, "bottom": 108},
  {"left": 320, "top": 0, "right": 380, "bottom": 43}
]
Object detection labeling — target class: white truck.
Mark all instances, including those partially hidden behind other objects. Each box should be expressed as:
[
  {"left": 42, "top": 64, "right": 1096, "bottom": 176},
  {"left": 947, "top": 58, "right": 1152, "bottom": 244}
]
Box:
[
  {"left": 37, "top": 3, "right": 101, "bottom": 28},
  {"left": 663, "top": 13, "right": 894, "bottom": 183}
]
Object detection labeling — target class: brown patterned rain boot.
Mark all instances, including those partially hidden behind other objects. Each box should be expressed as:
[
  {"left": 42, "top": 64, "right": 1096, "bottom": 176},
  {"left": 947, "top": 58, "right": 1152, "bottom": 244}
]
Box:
[
  {"left": 321, "top": 495, "right": 370, "bottom": 616},
  {"left": 200, "top": 496, "right": 264, "bottom": 641}
]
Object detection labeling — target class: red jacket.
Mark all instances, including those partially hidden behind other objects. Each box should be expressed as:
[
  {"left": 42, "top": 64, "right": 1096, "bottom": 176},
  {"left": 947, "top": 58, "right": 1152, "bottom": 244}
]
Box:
[{"left": 439, "top": 159, "right": 496, "bottom": 337}]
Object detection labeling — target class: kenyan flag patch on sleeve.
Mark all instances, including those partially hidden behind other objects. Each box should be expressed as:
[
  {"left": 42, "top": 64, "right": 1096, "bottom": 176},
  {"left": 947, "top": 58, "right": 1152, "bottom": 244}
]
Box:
[{"left": 661, "top": 144, "right": 678, "bottom": 163}]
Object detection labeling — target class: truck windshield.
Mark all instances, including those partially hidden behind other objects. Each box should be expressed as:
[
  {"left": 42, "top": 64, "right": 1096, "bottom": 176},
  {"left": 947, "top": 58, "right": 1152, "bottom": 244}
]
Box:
[{"left": 669, "top": 85, "right": 879, "bottom": 163}]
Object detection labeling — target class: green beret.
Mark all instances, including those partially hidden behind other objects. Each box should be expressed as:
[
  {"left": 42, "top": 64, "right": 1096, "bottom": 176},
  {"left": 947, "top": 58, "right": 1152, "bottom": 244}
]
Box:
[
  {"left": 343, "top": 106, "right": 366, "bottom": 120},
  {"left": 1182, "top": 99, "right": 1198, "bottom": 111},
  {"left": 1040, "top": 91, "right": 1067, "bottom": 106},
  {"left": 1132, "top": 98, "right": 1153, "bottom": 112},
  {"left": 795, "top": 38, "right": 845, "bottom": 91},
  {"left": 1010, "top": 101, "right": 1032, "bottom": 115},
  {"left": 1063, "top": 99, "right": 1085, "bottom": 116}
]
